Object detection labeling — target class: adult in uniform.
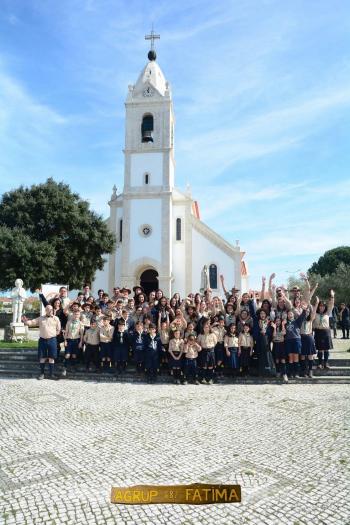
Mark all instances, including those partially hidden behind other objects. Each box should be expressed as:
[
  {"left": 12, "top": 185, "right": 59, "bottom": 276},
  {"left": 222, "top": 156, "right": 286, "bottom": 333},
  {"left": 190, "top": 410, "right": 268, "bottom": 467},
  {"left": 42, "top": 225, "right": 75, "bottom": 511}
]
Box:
[{"left": 23, "top": 305, "right": 61, "bottom": 380}]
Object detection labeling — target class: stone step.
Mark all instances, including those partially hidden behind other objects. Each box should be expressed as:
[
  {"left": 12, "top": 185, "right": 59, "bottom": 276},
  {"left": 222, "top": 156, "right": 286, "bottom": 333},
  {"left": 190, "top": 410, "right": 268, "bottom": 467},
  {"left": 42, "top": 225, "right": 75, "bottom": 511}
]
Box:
[
  {"left": 1, "top": 351, "right": 350, "bottom": 367},
  {"left": 1, "top": 360, "right": 350, "bottom": 375},
  {"left": 1, "top": 368, "right": 350, "bottom": 384}
]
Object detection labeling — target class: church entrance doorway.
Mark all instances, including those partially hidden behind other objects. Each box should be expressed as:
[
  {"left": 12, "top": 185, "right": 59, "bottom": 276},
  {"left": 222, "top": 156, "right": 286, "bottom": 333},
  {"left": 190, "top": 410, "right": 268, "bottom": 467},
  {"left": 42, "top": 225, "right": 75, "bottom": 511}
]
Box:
[{"left": 140, "top": 269, "right": 159, "bottom": 296}]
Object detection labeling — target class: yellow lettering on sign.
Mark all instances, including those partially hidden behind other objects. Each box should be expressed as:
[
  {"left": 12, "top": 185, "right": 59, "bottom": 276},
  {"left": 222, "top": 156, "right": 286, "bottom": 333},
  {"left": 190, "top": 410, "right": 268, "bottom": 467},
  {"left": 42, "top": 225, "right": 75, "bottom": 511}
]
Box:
[
  {"left": 193, "top": 489, "right": 201, "bottom": 501},
  {"left": 215, "top": 489, "right": 227, "bottom": 500},
  {"left": 229, "top": 488, "right": 240, "bottom": 502},
  {"left": 149, "top": 490, "right": 158, "bottom": 502}
]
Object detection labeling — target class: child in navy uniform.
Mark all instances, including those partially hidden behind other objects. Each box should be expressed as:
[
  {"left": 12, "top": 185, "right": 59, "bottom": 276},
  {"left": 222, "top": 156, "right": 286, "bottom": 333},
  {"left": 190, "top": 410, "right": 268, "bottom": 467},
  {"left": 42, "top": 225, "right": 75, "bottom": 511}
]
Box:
[
  {"left": 143, "top": 324, "right": 163, "bottom": 383},
  {"left": 131, "top": 321, "right": 145, "bottom": 374},
  {"left": 212, "top": 316, "right": 226, "bottom": 378},
  {"left": 111, "top": 319, "right": 130, "bottom": 374},
  {"left": 285, "top": 302, "right": 308, "bottom": 378}
]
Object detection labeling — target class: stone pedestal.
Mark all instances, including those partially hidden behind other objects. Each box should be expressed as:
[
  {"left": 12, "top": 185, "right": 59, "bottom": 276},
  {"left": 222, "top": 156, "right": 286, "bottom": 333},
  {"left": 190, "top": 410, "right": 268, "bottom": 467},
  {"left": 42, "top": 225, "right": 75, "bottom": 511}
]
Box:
[{"left": 4, "top": 323, "right": 29, "bottom": 342}]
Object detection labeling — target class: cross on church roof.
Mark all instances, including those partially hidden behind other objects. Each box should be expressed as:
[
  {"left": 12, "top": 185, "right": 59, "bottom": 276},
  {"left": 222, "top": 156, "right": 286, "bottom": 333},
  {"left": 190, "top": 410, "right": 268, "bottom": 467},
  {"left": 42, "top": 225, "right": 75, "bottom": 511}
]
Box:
[{"left": 145, "top": 27, "right": 160, "bottom": 51}]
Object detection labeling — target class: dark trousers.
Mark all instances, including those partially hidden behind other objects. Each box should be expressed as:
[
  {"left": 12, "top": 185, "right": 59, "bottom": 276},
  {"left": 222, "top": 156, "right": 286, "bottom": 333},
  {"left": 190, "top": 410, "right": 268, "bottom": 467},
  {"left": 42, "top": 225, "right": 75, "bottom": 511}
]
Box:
[
  {"left": 184, "top": 358, "right": 197, "bottom": 381},
  {"left": 85, "top": 344, "right": 100, "bottom": 369},
  {"left": 145, "top": 351, "right": 159, "bottom": 378}
]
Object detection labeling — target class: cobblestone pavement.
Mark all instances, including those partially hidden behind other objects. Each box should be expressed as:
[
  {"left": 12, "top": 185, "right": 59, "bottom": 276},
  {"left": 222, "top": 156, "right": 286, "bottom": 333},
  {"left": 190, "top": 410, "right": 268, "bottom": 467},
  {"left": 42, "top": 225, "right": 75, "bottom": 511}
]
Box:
[{"left": 0, "top": 378, "right": 349, "bottom": 525}]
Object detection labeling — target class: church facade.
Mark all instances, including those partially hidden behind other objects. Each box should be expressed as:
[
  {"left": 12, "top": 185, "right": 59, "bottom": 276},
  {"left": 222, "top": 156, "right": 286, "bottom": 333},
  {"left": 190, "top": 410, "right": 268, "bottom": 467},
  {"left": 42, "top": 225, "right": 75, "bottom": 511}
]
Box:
[{"left": 93, "top": 47, "right": 248, "bottom": 297}]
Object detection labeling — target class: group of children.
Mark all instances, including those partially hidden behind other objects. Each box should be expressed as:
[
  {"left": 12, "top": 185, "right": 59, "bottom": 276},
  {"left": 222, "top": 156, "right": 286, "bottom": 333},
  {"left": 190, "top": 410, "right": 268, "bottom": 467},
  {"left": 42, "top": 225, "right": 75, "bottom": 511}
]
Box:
[{"left": 33, "top": 273, "right": 336, "bottom": 383}]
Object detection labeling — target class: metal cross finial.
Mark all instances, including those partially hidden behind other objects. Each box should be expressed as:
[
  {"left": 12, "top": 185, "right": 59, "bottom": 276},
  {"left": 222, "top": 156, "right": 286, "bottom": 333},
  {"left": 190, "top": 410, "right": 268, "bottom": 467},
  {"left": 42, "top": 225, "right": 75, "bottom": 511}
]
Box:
[{"left": 145, "top": 26, "right": 160, "bottom": 50}]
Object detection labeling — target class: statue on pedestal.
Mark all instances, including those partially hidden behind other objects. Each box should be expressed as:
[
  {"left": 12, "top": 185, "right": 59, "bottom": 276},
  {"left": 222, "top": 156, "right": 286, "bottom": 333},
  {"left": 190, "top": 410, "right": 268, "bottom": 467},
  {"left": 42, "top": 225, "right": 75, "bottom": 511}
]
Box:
[
  {"left": 11, "top": 278, "right": 27, "bottom": 325},
  {"left": 200, "top": 265, "right": 210, "bottom": 294}
]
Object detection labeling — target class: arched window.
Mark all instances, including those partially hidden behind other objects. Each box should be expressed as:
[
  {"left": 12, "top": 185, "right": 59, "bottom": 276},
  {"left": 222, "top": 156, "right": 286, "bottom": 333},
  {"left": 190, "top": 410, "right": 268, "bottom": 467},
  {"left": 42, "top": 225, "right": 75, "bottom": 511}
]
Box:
[
  {"left": 144, "top": 173, "right": 150, "bottom": 185},
  {"left": 209, "top": 264, "right": 218, "bottom": 289},
  {"left": 176, "top": 218, "right": 182, "bottom": 241},
  {"left": 141, "top": 114, "right": 154, "bottom": 143},
  {"left": 119, "top": 219, "right": 123, "bottom": 243}
]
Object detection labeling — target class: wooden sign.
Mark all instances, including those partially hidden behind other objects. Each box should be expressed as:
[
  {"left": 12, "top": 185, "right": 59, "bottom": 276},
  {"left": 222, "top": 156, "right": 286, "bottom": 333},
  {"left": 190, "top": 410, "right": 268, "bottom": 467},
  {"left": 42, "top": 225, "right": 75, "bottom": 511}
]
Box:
[{"left": 111, "top": 483, "right": 241, "bottom": 505}]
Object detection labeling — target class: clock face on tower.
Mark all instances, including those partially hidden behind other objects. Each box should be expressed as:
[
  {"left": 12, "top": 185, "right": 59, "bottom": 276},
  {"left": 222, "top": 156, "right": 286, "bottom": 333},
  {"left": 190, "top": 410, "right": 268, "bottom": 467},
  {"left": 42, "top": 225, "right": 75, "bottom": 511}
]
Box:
[
  {"left": 143, "top": 86, "right": 154, "bottom": 97},
  {"left": 139, "top": 224, "right": 152, "bottom": 237}
]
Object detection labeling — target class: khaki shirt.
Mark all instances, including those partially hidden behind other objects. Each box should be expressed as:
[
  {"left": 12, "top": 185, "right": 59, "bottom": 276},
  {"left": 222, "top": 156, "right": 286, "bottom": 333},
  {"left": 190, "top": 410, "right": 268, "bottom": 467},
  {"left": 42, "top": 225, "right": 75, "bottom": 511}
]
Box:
[
  {"left": 185, "top": 342, "right": 201, "bottom": 359},
  {"left": 239, "top": 333, "right": 253, "bottom": 348},
  {"left": 313, "top": 314, "right": 330, "bottom": 330},
  {"left": 65, "top": 319, "right": 84, "bottom": 340},
  {"left": 84, "top": 328, "right": 100, "bottom": 345},
  {"left": 169, "top": 338, "right": 184, "bottom": 354},
  {"left": 212, "top": 326, "right": 226, "bottom": 343},
  {"left": 27, "top": 315, "right": 61, "bottom": 339},
  {"left": 273, "top": 330, "right": 285, "bottom": 343},
  {"left": 300, "top": 319, "right": 313, "bottom": 335},
  {"left": 80, "top": 311, "right": 93, "bottom": 327},
  {"left": 99, "top": 325, "right": 114, "bottom": 343},
  {"left": 159, "top": 329, "right": 170, "bottom": 345},
  {"left": 197, "top": 333, "right": 218, "bottom": 349},
  {"left": 224, "top": 335, "right": 239, "bottom": 348}
]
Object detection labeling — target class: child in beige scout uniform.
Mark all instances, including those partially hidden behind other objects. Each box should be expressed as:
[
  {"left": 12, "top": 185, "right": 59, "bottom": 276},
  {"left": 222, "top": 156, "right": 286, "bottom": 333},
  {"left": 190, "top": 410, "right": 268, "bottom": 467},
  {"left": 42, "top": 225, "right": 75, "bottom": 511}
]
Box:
[
  {"left": 238, "top": 324, "right": 254, "bottom": 377},
  {"left": 99, "top": 316, "right": 114, "bottom": 371},
  {"left": 197, "top": 320, "right": 218, "bottom": 384},
  {"left": 63, "top": 310, "right": 84, "bottom": 375},
  {"left": 183, "top": 335, "right": 201, "bottom": 384},
  {"left": 84, "top": 318, "right": 100, "bottom": 372},
  {"left": 168, "top": 329, "right": 184, "bottom": 384},
  {"left": 224, "top": 323, "right": 239, "bottom": 376}
]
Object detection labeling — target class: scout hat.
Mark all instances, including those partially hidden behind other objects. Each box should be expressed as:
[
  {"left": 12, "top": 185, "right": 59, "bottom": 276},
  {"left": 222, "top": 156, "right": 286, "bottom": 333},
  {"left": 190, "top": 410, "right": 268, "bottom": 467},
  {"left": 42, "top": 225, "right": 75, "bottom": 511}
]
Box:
[{"left": 133, "top": 285, "right": 145, "bottom": 293}]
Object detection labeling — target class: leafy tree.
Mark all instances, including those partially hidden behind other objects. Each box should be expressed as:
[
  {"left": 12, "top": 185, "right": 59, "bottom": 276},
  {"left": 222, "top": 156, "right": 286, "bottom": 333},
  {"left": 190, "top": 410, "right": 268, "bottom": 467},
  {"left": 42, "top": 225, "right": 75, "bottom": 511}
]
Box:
[
  {"left": 308, "top": 263, "right": 350, "bottom": 305},
  {"left": 0, "top": 178, "right": 115, "bottom": 291},
  {"left": 309, "top": 247, "right": 350, "bottom": 276}
]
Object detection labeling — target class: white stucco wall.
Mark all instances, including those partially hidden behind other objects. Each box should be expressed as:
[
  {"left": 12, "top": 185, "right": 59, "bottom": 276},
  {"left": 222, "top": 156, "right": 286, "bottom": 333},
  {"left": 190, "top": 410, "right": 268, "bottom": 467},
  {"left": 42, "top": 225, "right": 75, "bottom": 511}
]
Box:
[
  {"left": 191, "top": 228, "right": 237, "bottom": 298},
  {"left": 129, "top": 198, "right": 162, "bottom": 264},
  {"left": 130, "top": 152, "right": 163, "bottom": 187},
  {"left": 172, "top": 204, "right": 186, "bottom": 296},
  {"left": 91, "top": 258, "right": 109, "bottom": 295}
]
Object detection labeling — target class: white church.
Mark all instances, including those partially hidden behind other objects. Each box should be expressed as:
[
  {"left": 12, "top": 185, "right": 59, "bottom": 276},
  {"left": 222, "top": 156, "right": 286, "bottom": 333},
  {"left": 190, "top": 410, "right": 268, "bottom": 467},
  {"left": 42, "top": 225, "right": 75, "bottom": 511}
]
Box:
[{"left": 93, "top": 35, "right": 248, "bottom": 297}]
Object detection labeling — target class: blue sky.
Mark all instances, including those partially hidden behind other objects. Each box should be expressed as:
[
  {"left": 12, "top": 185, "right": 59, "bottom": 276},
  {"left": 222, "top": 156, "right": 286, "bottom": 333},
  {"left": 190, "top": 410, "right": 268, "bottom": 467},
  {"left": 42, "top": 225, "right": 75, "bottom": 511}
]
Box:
[{"left": 0, "top": 0, "right": 349, "bottom": 290}]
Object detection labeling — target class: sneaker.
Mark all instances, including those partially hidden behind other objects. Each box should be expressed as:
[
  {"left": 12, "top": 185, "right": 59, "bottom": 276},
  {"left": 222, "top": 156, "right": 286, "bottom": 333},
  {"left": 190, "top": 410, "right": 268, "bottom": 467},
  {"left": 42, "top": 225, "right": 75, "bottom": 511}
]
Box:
[
  {"left": 61, "top": 368, "right": 67, "bottom": 377},
  {"left": 308, "top": 371, "right": 314, "bottom": 378},
  {"left": 37, "top": 374, "right": 44, "bottom": 380},
  {"left": 317, "top": 364, "right": 323, "bottom": 369},
  {"left": 294, "top": 374, "right": 300, "bottom": 379},
  {"left": 208, "top": 379, "right": 214, "bottom": 385},
  {"left": 283, "top": 374, "right": 288, "bottom": 383},
  {"left": 201, "top": 378, "right": 207, "bottom": 384},
  {"left": 182, "top": 380, "right": 188, "bottom": 385},
  {"left": 195, "top": 380, "right": 200, "bottom": 385}
]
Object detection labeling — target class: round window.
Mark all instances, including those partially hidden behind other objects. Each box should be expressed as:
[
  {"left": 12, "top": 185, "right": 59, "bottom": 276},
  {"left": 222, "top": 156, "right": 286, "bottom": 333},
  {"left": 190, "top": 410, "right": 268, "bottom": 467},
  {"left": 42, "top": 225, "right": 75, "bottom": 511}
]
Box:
[{"left": 139, "top": 224, "right": 152, "bottom": 237}]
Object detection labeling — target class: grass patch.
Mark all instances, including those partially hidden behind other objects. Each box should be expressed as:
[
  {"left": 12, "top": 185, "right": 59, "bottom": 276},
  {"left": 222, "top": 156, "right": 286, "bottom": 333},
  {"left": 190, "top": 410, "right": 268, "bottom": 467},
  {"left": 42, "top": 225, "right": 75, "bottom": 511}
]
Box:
[{"left": 0, "top": 340, "right": 37, "bottom": 349}]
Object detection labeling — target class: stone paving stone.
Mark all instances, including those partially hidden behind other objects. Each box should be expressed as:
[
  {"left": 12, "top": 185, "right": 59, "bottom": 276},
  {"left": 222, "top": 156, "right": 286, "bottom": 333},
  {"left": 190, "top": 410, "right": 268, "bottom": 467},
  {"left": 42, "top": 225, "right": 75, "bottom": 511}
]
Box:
[{"left": 0, "top": 378, "right": 349, "bottom": 525}]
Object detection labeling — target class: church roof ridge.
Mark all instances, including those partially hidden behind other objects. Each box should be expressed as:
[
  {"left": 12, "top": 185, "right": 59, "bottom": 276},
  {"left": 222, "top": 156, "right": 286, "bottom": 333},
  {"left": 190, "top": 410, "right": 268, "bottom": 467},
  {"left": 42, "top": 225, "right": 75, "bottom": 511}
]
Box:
[{"left": 191, "top": 215, "right": 241, "bottom": 258}]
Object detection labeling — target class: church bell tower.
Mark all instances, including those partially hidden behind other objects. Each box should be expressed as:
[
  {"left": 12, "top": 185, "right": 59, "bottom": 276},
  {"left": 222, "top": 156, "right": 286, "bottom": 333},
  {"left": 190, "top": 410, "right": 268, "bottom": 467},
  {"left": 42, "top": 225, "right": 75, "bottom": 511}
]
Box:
[{"left": 112, "top": 31, "right": 175, "bottom": 295}]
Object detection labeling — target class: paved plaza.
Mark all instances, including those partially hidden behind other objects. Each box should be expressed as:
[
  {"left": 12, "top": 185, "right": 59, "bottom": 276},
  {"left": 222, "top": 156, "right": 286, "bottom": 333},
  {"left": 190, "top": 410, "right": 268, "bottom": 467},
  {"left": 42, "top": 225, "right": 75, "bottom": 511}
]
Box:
[{"left": 0, "top": 376, "right": 349, "bottom": 525}]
